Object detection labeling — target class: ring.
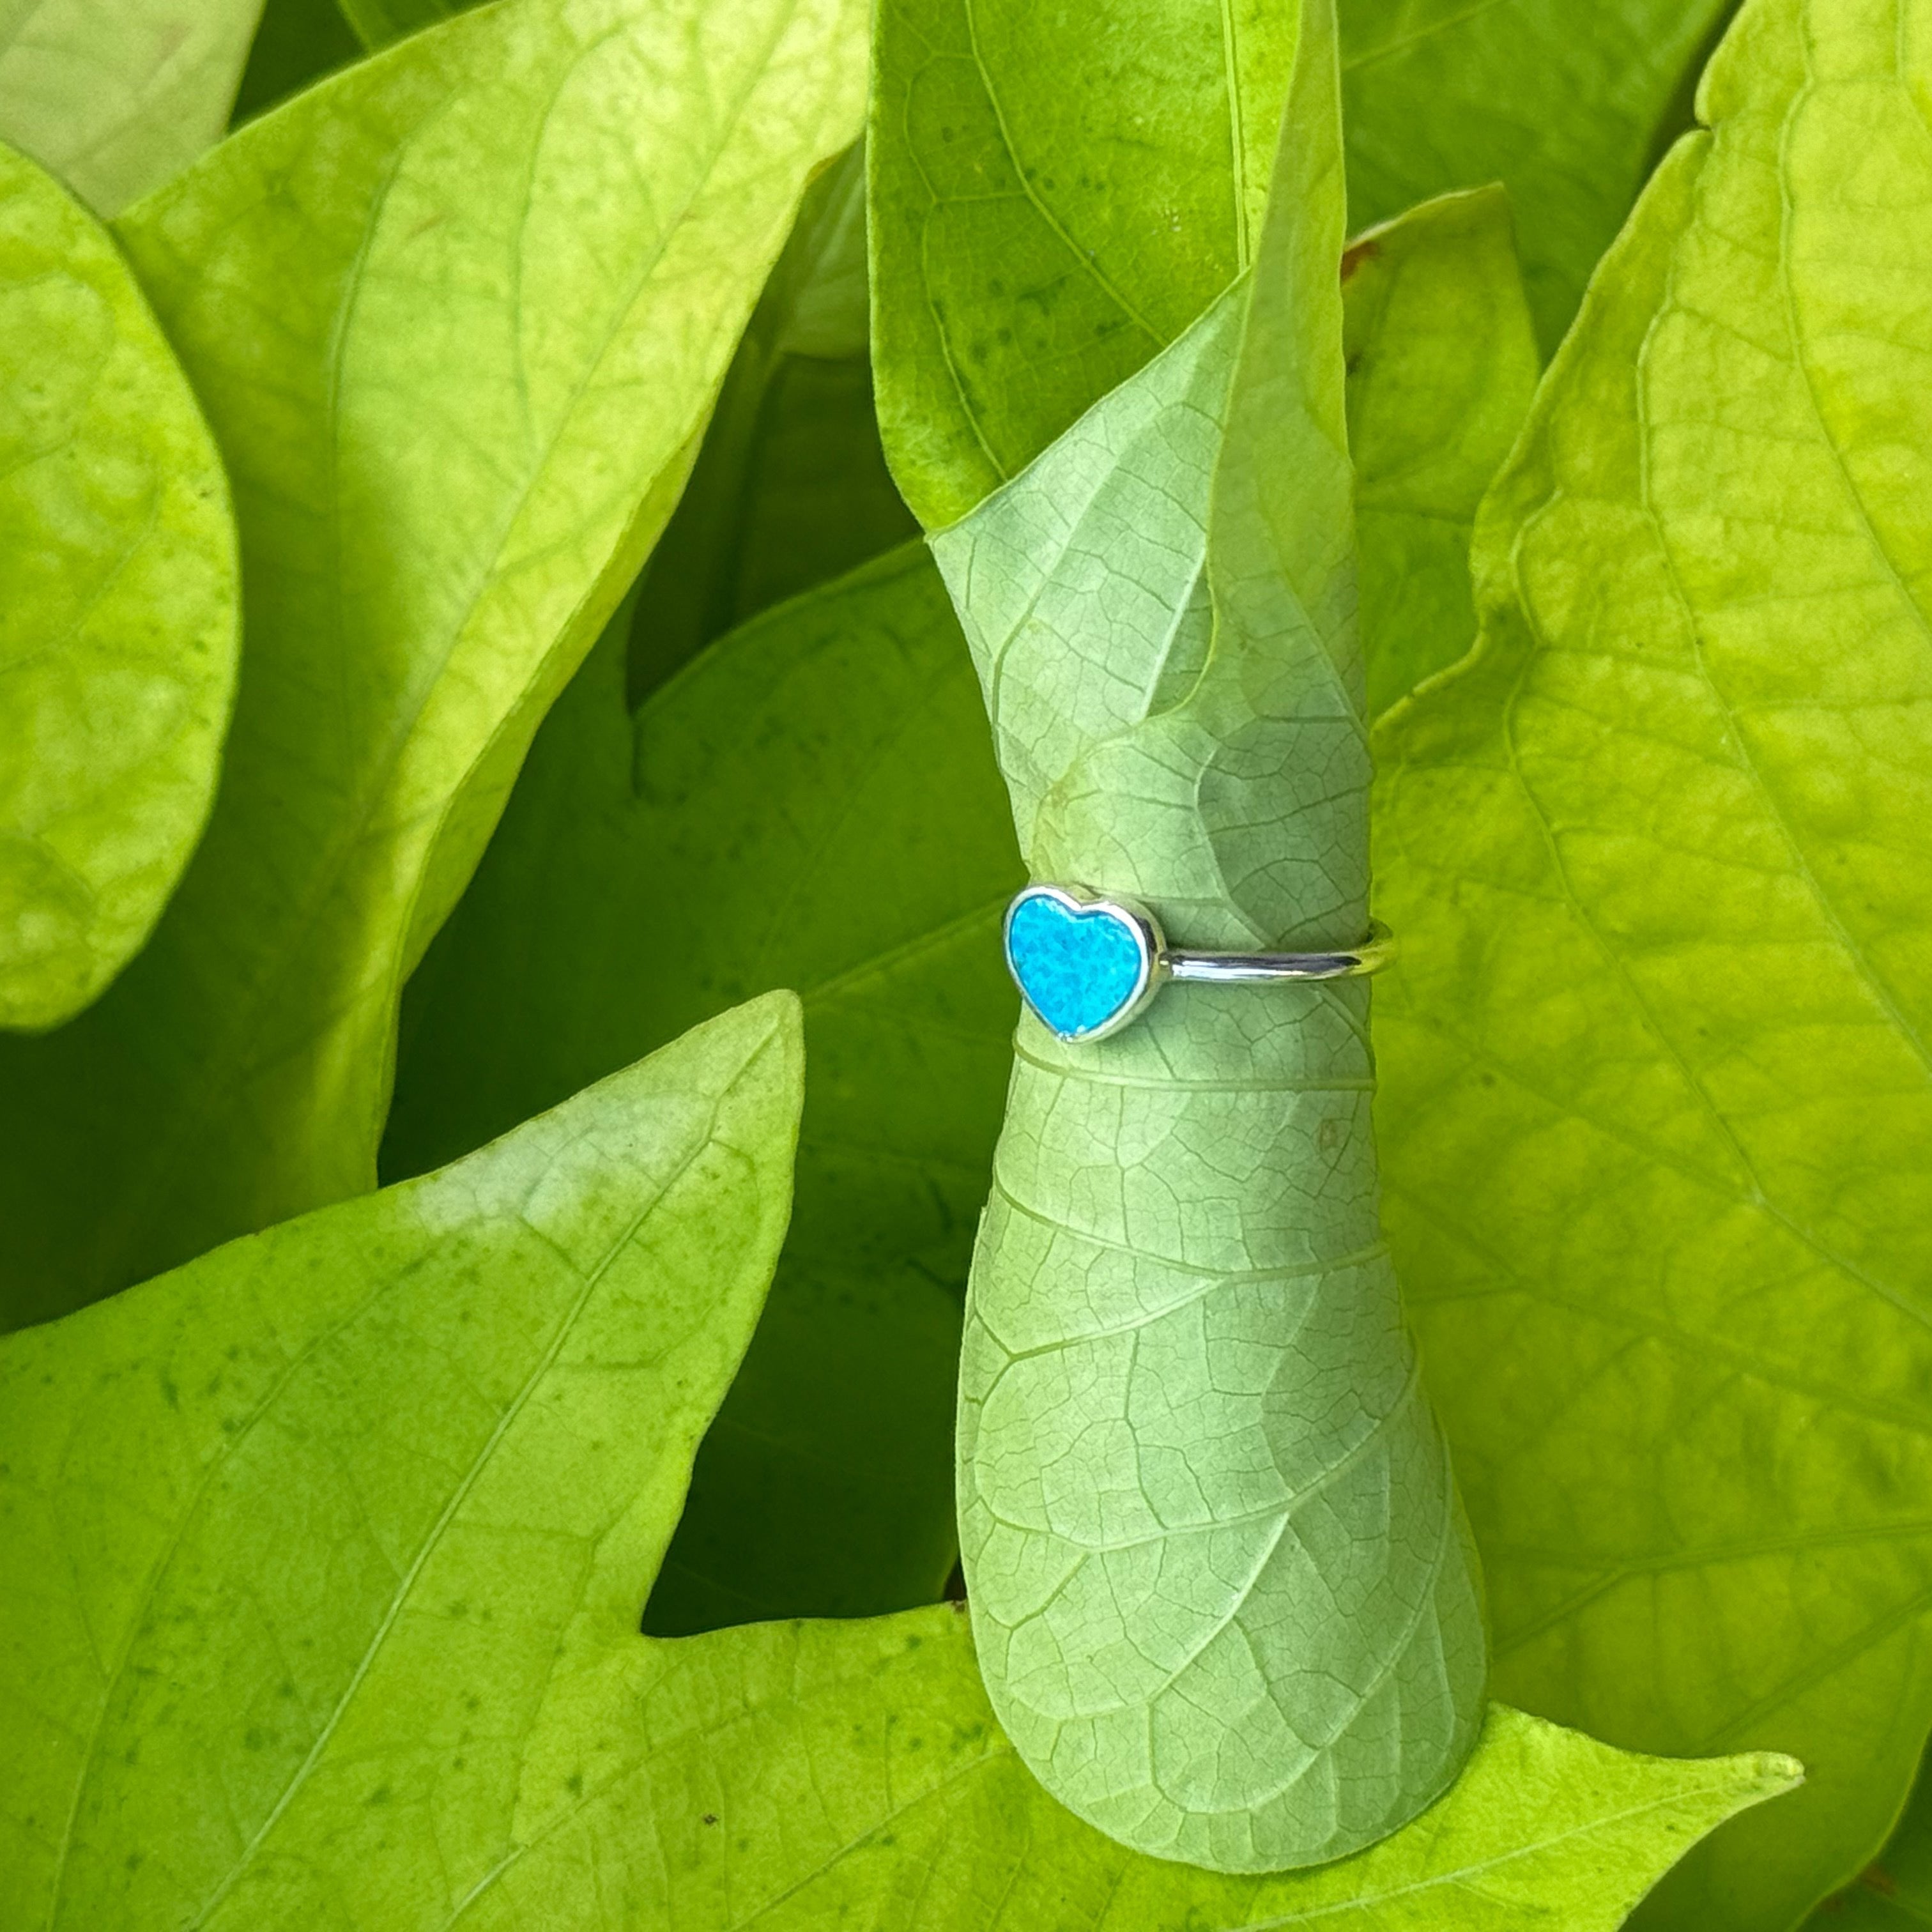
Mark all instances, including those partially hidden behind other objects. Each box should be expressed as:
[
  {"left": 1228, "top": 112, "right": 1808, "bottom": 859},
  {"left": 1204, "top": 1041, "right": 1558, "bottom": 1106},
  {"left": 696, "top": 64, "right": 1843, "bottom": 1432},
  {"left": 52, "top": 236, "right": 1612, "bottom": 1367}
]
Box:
[{"left": 1002, "top": 883, "right": 1395, "bottom": 1043}]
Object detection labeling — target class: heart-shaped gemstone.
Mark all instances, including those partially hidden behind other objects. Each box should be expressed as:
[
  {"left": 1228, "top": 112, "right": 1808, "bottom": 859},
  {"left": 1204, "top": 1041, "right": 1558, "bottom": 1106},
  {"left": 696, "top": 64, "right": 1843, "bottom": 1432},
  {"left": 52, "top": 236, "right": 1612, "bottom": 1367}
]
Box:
[{"left": 1003, "top": 886, "right": 1157, "bottom": 1041}]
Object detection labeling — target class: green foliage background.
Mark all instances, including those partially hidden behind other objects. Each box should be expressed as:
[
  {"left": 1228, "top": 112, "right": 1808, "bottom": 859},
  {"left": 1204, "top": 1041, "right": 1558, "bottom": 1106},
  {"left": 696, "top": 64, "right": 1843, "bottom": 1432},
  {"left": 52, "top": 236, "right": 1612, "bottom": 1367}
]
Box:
[{"left": 3, "top": 0, "right": 1928, "bottom": 1925}]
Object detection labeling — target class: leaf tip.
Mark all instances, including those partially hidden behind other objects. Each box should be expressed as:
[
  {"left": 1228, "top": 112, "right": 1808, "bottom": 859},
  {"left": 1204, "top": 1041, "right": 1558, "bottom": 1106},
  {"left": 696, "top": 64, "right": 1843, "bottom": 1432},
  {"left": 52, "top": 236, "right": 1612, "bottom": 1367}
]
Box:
[
  {"left": 713, "top": 988, "right": 806, "bottom": 1122},
  {"left": 1747, "top": 1752, "right": 1807, "bottom": 1799}
]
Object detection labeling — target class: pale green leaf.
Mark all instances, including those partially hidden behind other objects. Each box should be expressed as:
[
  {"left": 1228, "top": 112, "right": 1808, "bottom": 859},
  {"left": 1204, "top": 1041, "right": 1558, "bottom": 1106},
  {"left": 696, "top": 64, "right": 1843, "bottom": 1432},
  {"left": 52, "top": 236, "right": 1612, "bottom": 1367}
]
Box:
[
  {"left": 0, "top": 0, "right": 867, "bottom": 1332},
  {"left": 1345, "top": 185, "right": 1537, "bottom": 717},
  {"left": 1338, "top": 0, "right": 1736, "bottom": 352},
  {"left": 0, "top": 0, "right": 264, "bottom": 213},
  {"left": 930, "top": 0, "right": 1485, "bottom": 1871},
  {"left": 0, "top": 992, "right": 804, "bottom": 1929},
  {"left": 0, "top": 981, "right": 1792, "bottom": 1931},
  {"left": 1373, "top": 0, "right": 1932, "bottom": 1922},
  {"left": 868, "top": 0, "right": 1296, "bottom": 528},
  {"left": 388, "top": 547, "right": 1022, "bottom": 1629},
  {"left": 0, "top": 142, "right": 237, "bottom": 1032}
]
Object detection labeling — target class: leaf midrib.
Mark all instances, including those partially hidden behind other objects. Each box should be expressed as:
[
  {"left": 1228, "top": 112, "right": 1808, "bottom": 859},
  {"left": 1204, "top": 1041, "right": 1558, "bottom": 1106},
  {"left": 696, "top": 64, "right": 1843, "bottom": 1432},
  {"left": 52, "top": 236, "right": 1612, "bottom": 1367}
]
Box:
[
  {"left": 183, "top": 1082, "right": 733, "bottom": 1929},
  {"left": 1495, "top": 457, "right": 1932, "bottom": 1340},
  {"left": 40, "top": 1254, "right": 399, "bottom": 1930},
  {"left": 1231, "top": 1769, "right": 1788, "bottom": 1930},
  {"left": 1490, "top": 1517, "right": 1932, "bottom": 1666},
  {"left": 1758, "top": 27, "right": 1932, "bottom": 1080}
]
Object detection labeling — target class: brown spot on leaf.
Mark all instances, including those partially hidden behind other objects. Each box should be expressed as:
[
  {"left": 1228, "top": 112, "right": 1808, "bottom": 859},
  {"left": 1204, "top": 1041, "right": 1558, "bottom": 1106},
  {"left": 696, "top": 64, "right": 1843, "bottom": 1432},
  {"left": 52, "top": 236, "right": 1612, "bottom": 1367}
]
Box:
[{"left": 1340, "top": 236, "right": 1381, "bottom": 284}]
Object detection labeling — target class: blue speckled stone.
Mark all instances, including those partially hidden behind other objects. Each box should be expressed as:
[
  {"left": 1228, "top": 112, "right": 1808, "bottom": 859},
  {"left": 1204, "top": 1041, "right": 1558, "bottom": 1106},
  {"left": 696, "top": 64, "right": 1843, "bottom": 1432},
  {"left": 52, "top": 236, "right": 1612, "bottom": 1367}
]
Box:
[{"left": 1005, "top": 889, "right": 1149, "bottom": 1039}]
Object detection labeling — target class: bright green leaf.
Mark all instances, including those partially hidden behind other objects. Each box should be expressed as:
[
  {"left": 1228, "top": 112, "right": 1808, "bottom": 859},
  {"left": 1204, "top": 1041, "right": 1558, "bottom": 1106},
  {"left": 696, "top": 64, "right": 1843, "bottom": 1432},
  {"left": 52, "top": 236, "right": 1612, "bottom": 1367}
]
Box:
[
  {"left": 0, "top": 992, "right": 804, "bottom": 1929},
  {"left": 930, "top": 0, "right": 1485, "bottom": 1871},
  {"left": 229, "top": 0, "right": 362, "bottom": 125},
  {"left": 628, "top": 1657, "right": 1792, "bottom": 1932},
  {"left": 1345, "top": 185, "right": 1538, "bottom": 718},
  {"left": 868, "top": 0, "right": 1296, "bottom": 528},
  {"left": 625, "top": 140, "right": 917, "bottom": 705},
  {"left": 1373, "top": 0, "right": 1932, "bottom": 1922},
  {"left": 0, "top": 981, "right": 1793, "bottom": 1931},
  {"left": 0, "top": 142, "right": 237, "bottom": 1032},
  {"left": 0, "top": 0, "right": 867, "bottom": 1333},
  {"left": 0, "top": 0, "right": 264, "bottom": 213},
  {"left": 387, "top": 546, "right": 1023, "bottom": 1629},
  {"left": 1338, "top": 0, "right": 1735, "bottom": 351}
]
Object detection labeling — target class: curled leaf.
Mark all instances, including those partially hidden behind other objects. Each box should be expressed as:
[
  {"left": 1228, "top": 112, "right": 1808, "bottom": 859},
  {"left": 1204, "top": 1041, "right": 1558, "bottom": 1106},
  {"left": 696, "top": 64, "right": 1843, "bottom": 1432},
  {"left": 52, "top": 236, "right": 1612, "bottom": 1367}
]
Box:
[
  {"left": 1344, "top": 185, "right": 1537, "bottom": 717},
  {"left": 931, "top": 0, "right": 1486, "bottom": 1870},
  {"left": 868, "top": 0, "right": 1295, "bottom": 527}
]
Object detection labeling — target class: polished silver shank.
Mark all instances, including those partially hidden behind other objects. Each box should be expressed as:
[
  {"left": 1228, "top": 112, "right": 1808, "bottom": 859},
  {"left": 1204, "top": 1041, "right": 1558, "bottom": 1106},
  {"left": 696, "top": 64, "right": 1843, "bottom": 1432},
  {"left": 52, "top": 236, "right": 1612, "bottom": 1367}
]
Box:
[{"left": 1163, "top": 921, "right": 1395, "bottom": 983}]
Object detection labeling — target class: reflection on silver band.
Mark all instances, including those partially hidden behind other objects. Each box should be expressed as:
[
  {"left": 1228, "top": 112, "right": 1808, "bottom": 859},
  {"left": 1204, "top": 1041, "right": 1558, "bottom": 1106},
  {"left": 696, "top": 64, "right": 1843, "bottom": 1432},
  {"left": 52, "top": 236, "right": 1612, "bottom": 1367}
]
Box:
[{"left": 1165, "top": 923, "right": 1395, "bottom": 984}]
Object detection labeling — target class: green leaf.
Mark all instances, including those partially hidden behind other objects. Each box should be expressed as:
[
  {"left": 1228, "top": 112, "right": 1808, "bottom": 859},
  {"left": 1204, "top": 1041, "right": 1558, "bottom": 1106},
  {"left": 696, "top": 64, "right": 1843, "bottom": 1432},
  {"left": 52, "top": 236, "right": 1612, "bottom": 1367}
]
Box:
[
  {"left": 0, "top": 992, "right": 804, "bottom": 1929},
  {"left": 1372, "top": 0, "right": 1932, "bottom": 1922},
  {"left": 0, "top": 0, "right": 866, "bottom": 1333},
  {"left": 930, "top": 0, "right": 1485, "bottom": 1871},
  {"left": 387, "top": 546, "right": 1023, "bottom": 1629},
  {"left": 337, "top": 0, "right": 467, "bottom": 47},
  {"left": 1345, "top": 186, "right": 1538, "bottom": 719},
  {"left": 387, "top": 130, "right": 930, "bottom": 1629},
  {"left": 0, "top": 142, "right": 238, "bottom": 1032},
  {"left": 1338, "top": 0, "right": 1735, "bottom": 351},
  {"left": 870, "top": 0, "right": 1717, "bottom": 526},
  {"left": 623, "top": 1658, "right": 1792, "bottom": 1932},
  {"left": 868, "top": 0, "right": 1297, "bottom": 528},
  {"left": 1805, "top": 1747, "right": 1932, "bottom": 1928},
  {"left": 624, "top": 140, "right": 918, "bottom": 704},
  {"left": 0, "top": 983, "right": 1793, "bottom": 1930},
  {"left": 229, "top": 0, "right": 362, "bottom": 125},
  {"left": 0, "top": 0, "right": 264, "bottom": 213}
]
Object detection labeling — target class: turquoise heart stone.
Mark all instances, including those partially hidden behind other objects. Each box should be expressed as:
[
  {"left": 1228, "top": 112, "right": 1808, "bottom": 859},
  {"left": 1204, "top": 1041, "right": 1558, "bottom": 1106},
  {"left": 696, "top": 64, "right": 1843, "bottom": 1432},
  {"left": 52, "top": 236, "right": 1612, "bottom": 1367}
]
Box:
[{"left": 1004, "top": 888, "right": 1151, "bottom": 1040}]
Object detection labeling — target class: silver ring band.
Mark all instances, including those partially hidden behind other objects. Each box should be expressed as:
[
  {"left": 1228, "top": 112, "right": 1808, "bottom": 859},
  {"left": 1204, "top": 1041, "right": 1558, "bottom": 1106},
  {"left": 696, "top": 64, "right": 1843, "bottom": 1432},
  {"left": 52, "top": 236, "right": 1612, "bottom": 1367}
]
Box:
[{"left": 1165, "top": 925, "right": 1395, "bottom": 985}]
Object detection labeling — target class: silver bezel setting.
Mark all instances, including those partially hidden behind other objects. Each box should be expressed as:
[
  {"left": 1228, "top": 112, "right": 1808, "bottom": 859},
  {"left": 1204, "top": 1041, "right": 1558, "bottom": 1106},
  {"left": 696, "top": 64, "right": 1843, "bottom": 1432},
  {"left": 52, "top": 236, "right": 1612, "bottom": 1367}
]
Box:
[{"left": 1002, "top": 884, "right": 1168, "bottom": 1044}]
